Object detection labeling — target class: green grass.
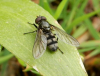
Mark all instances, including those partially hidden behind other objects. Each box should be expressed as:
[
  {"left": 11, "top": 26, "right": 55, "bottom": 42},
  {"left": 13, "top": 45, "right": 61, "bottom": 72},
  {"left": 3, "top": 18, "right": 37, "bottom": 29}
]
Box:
[{"left": 54, "top": 0, "right": 68, "bottom": 19}]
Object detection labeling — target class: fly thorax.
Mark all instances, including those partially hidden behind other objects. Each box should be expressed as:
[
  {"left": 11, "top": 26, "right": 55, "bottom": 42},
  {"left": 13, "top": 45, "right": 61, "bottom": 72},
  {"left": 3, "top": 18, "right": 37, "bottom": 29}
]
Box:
[{"left": 41, "top": 21, "right": 50, "bottom": 31}]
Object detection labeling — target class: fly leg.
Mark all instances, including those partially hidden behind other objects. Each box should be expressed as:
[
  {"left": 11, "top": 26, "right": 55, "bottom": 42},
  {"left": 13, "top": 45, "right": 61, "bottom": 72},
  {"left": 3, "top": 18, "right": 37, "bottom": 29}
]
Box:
[
  {"left": 55, "top": 36, "right": 63, "bottom": 54},
  {"left": 58, "top": 47, "right": 64, "bottom": 54},
  {"left": 28, "top": 22, "right": 37, "bottom": 28},
  {"left": 24, "top": 30, "right": 37, "bottom": 35},
  {"left": 24, "top": 22, "right": 38, "bottom": 35},
  {"left": 57, "top": 37, "right": 58, "bottom": 41},
  {"left": 54, "top": 34, "right": 58, "bottom": 41},
  {"left": 58, "top": 41, "right": 64, "bottom": 54}
]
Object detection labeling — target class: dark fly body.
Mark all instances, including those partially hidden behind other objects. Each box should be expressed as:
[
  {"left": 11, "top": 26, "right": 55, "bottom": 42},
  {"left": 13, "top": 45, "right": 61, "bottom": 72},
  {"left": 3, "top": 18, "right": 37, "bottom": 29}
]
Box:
[{"left": 24, "top": 16, "right": 79, "bottom": 59}]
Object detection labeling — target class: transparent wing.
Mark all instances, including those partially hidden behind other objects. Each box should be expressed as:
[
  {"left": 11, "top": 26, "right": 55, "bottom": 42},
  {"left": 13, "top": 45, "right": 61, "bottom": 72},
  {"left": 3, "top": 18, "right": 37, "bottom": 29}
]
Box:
[
  {"left": 51, "top": 25, "right": 79, "bottom": 47},
  {"left": 33, "top": 29, "right": 47, "bottom": 59}
]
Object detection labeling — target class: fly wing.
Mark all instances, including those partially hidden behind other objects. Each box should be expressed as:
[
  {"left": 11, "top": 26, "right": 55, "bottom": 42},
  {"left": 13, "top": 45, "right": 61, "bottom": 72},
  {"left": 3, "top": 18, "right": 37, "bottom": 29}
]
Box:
[
  {"left": 51, "top": 25, "right": 79, "bottom": 47},
  {"left": 33, "top": 29, "right": 47, "bottom": 59}
]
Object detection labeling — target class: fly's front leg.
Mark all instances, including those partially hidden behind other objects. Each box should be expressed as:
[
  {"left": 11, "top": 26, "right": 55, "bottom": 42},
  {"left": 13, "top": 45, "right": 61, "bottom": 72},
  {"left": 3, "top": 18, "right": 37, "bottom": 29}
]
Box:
[
  {"left": 24, "top": 30, "right": 37, "bottom": 35},
  {"left": 28, "top": 22, "right": 37, "bottom": 28},
  {"left": 24, "top": 22, "right": 38, "bottom": 35}
]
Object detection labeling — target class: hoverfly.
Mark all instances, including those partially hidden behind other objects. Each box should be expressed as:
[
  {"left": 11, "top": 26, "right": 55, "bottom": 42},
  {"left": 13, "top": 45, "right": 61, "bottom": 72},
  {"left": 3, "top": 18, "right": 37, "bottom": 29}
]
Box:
[{"left": 24, "top": 16, "right": 79, "bottom": 59}]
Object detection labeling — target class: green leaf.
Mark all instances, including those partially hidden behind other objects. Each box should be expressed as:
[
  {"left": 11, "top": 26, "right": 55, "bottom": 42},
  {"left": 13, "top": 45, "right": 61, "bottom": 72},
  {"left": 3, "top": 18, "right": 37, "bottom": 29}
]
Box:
[
  {"left": 17, "top": 58, "right": 26, "bottom": 67},
  {"left": 0, "top": 0, "right": 87, "bottom": 76}
]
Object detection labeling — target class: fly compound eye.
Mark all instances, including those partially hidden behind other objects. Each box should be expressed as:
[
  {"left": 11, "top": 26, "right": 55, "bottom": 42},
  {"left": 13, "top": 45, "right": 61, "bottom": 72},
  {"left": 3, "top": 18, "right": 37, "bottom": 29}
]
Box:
[
  {"left": 41, "top": 16, "right": 46, "bottom": 20},
  {"left": 35, "top": 17, "right": 41, "bottom": 24}
]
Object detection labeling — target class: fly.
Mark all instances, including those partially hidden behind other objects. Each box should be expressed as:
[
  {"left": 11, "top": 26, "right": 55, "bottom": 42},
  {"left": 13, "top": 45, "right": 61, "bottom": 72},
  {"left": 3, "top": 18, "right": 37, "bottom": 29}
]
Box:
[{"left": 24, "top": 16, "right": 79, "bottom": 59}]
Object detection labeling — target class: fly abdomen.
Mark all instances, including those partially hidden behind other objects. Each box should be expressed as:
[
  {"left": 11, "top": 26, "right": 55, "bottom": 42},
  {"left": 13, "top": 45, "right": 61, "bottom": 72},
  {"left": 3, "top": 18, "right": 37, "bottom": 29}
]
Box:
[{"left": 46, "top": 33, "right": 58, "bottom": 51}]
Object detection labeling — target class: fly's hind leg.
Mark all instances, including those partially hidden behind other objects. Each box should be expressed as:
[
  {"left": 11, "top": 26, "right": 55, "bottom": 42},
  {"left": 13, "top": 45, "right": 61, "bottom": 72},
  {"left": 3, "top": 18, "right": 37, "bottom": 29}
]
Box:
[
  {"left": 53, "top": 33, "right": 63, "bottom": 54},
  {"left": 54, "top": 34, "right": 58, "bottom": 41},
  {"left": 57, "top": 37, "right": 58, "bottom": 41},
  {"left": 55, "top": 36, "right": 63, "bottom": 54},
  {"left": 58, "top": 47, "right": 64, "bottom": 54}
]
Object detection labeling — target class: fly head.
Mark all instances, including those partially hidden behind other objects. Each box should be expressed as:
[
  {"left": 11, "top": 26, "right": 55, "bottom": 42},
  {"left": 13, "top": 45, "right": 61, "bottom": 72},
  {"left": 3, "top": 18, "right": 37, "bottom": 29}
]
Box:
[{"left": 35, "top": 16, "right": 47, "bottom": 24}]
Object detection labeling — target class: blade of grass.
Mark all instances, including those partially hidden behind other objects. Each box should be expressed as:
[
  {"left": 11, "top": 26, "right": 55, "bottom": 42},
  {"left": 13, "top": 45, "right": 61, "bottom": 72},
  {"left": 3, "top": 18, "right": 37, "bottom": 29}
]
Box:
[
  {"left": 72, "top": 24, "right": 87, "bottom": 38},
  {"left": 80, "top": 40, "right": 100, "bottom": 47},
  {"left": 0, "top": 48, "right": 14, "bottom": 76},
  {"left": 54, "top": 0, "right": 68, "bottom": 19},
  {"left": 92, "top": 0, "right": 100, "bottom": 16},
  {"left": 17, "top": 58, "right": 26, "bottom": 67},
  {"left": 78, "top": 47, "right": 96, "bottom": 53},
  {"left": 84, "top": 19, "right": 100, "bottom": 39},
  {"left": 67, "top": 0, "right": 81, "bottom": 26},
  {"left": 66, "top": 10, "right": 100, "bottom": 32},
  {"left": 60, "top": 1, "right": 69, "bottom": 29},
  {"left": 90, "top": 47, "right": 100, "bottom": 56},
  {"left": 39, "top": 0, "right": 53, "bottom": 15},
  {"left": 86, "top": 46, "right": 100, "bottom": 58},
  {"left": 75, "top": 0, "right": 88, "bottom": 18},
  {"left": 1, "top": 61, "right": 8, "bottom": 76},
  {"left": 0, "top": 48, "right": 12, "bottom": 56},
  {"left": 0, "top": 54, "right": 14, "bottom": 64}
]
